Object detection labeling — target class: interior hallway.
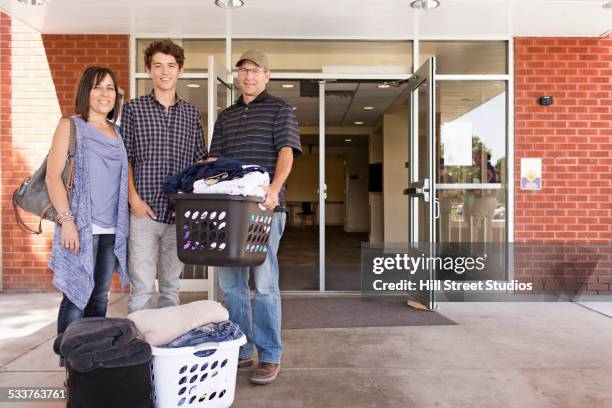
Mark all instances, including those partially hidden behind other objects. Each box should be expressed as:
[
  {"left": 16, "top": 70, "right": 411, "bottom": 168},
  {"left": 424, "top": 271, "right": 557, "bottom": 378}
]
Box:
[{"left": 278, "top": 226, "right": 368, "bottom": 291}]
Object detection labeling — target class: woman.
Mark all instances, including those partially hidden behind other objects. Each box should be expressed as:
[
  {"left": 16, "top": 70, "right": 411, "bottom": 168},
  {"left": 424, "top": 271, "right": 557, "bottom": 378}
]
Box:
[{"left": 47, "top": 67, "right": 130, "bottom": 357}]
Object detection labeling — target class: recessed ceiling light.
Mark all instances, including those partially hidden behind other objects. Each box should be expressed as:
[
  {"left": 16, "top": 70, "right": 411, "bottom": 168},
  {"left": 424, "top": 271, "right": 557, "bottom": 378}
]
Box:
[
  {"left": 363, "top": 106, "right": 374, "bottom": 110},
  {"left": 354, "top": 121, "right": 364, "bottom": 125},
  {"left": 281, "top": 84, "right": 295, "bottom": 89},
  {"left": 186, "top": 83, "right": 200, "bottom": 88},
  {"left": 410, "top": 0, "right": 440, "bottom": 10},
  {"left": 215, "top": 0, "right": 244, "bottom": 9},
  {"left": 377, "top": 83, "right": 391, "bottom": 89},
  {"left": 17, "top": 0, "right": 47, "bottom": 5},
  {"left": 345, "top": 139, "right": 352, "bottom": 142}
]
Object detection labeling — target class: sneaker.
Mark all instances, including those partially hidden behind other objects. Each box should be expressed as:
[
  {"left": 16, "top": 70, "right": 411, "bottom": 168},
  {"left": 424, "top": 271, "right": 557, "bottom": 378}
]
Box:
[
  {"left": 238, "top": 356, "right": 255, "bottom": 369},
  {"left": 249, "top": 362, "right": 280, "bottom": 385}
]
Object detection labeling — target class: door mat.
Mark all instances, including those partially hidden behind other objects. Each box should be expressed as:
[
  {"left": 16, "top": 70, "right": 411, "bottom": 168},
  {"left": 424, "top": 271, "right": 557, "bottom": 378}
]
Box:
[{"left": 281, "top": 297, "right": 456, "bottom": 329}]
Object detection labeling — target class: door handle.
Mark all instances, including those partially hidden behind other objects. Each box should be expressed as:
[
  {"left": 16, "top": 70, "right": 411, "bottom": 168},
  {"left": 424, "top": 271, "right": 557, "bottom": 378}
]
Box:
[{"left": 403, "top": 178, "right": 430, "bottom": 202}]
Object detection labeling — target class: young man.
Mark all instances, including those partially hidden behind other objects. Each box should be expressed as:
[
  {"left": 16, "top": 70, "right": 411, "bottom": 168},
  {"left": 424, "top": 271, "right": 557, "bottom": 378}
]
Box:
[
  {"left": 210, "top": 49, "right": 302, "bottom": 385},
  {"left": 121, "top": 40, "right": 208, "bottom": 312}
]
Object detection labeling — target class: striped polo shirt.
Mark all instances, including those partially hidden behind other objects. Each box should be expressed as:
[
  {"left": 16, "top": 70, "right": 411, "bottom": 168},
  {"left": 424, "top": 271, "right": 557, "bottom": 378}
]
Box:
[{"left": 210, "top": 91, "right": 302, "bottom": 210}]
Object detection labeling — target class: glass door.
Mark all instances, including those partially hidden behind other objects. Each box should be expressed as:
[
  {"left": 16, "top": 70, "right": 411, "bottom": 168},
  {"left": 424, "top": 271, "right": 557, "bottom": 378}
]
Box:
[
  {"left": 406, "top": 57, "right": 437, "bottom": 309},
  {"left": 203, "top": 56, "right": 234, "bottom": 300},
  {"left": 273, "top": 79, "right": 321, "bottom": 291}
]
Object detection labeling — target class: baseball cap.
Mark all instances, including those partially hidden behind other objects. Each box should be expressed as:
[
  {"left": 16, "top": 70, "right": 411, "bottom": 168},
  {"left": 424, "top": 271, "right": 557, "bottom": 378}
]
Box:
[{"left": 235, "top": 49, "right": 269, "bottom": 69}]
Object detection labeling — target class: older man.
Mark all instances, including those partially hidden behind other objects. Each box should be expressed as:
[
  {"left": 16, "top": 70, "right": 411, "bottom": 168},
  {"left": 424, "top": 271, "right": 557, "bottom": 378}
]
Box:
[{"left": 210, "top": 49, "right": 301, "bottom": 385}]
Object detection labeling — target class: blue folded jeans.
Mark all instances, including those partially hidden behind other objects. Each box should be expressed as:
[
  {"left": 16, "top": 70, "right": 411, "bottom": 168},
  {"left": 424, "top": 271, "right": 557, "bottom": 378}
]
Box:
[
  {"left": 160, "top": 321, "right": 243, "bottom": 348},
  {"left": 217, "top": 212, "right": 285, "bottom": 364}
]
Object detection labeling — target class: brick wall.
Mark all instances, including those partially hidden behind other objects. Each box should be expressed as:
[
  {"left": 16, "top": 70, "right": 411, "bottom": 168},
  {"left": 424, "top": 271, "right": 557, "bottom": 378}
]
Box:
[
  {"left": 1, "top": 12, "right": 60, "bottom": 291},
  {"left": 1, "top": 12, "right": 11, "bottom": 291},
  {"left": 514, "top": 35, "right": 612, "bottom": 294},
  {"left": 1, "top": 12, "right": 130, "bottom": 291},
  {"left": 514, "top": 35, "right": 612, "bottom": 241},
  {"left": 41, "top": 34, "right": 130, "bottom": 117}
]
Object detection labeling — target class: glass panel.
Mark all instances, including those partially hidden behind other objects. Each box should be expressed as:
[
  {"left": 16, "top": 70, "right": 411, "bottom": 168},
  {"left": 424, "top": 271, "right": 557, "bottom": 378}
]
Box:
[
  {"left": 316, "top": 80, "right": 410, "bottom": 290},
  {"left": 233, "top": 40, "right": 412, "bottom": 73},
  {"left": 436, "top": 81, "right": 507, "bottom": 185},
  {"left": 437, "top": 189, "right": 506, "bottom": 243},
  {"left": 272, "top": 80, "right": 320, "bottom": 290},
  {"left": 136, "top": 39, "right": 225, "bottom": 73},
  {"left": 416, "top": 80, "right": 430, "bottom": 243},
  {"left": 136, "top": 78, "right": 209, "bottom": 135},
  {"left": 420, "top": 41, "right": 507, "bottom": 75}
]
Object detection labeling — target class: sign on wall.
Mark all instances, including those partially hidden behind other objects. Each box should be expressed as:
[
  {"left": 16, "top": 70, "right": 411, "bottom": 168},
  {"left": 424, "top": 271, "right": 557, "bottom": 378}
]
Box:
[{"left": 520, "top": 158, "right": 542, "bottom": 190}]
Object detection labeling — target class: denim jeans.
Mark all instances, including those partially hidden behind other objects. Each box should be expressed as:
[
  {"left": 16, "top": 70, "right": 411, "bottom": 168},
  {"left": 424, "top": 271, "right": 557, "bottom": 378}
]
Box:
[
  {"left": 160, "top": 321, "right": 243, "bottom": 349},
  {"left": 127, "top": 216, "right": 184, "bottom": 312},
  {"left": 57, "top": 234, "right": 117, "bottom": 335},
  {"left": 218, "top": 211, "right": 286, "bottom": 364}
]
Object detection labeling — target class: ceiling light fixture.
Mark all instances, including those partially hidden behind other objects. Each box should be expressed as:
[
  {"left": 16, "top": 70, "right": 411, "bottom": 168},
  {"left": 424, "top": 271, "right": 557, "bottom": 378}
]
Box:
[
  {"left": 186, "top": 83, "right": 201, "bottom": 88},
  {"left": 214, "top": 0, "right": 244, "bottom": 9},
  {"left": 281, "top": 84, "right": 295, "bottom": 89},
  {"left": 354, "top": 121, "right": 364, "bottom": 125},
  {"left": 410, "top": 0, "right": 440, "bottom": 10},
  {"left": 345, "top": 139, "right": 352, "bottom": 142},
  {"left": 292, "top": 107, "right": 297, "bottom": 110},
  {"left": 17, "top": 0, "right": 47, "bottom": 5},
  {"left": 363, "top": 106, "right": 374, "bottom": 110},
  {"left": 377, "top": 83, "right": 391, "bottom": 89}
]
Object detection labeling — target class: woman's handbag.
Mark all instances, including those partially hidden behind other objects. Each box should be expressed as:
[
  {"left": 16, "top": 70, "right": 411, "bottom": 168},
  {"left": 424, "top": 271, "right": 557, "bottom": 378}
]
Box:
[{"left": 12, "top": 117, "right": 77, "bottom": 234}]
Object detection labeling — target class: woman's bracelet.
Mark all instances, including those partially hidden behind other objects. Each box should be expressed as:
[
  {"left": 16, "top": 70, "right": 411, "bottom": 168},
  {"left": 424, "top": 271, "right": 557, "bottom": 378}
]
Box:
[{"left": 56, "top": 211, "right": 75, "bottom": 225}]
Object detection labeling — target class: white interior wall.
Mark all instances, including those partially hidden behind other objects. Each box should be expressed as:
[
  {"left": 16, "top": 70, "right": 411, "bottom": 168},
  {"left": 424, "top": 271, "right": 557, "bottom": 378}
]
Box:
[{"left": 383, "top": 110, "right": 410, "bottom": 242}]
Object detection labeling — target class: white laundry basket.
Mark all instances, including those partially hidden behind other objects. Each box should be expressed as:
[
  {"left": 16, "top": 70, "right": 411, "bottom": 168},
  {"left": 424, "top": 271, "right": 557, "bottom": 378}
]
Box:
[{"left": 150, "top": 335, "right": 246, "bottom": 408}]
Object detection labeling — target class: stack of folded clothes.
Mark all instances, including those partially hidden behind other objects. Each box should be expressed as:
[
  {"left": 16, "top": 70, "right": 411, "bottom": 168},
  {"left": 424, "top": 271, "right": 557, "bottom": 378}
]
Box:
[
  {"left": 54, "top": 317, "right": 153, "bottom": 408},
  {"left": 163, "top": 156, "right": 269, "bottom": 198},
  {"left": 54, "top": 317, "right": 151, "bottom": 372},
  {"left": 160, "top": 320, "right": 243, "bottom": 356},
  {"left": 127, "top": 300, "right": 231, "bottom": 347}
]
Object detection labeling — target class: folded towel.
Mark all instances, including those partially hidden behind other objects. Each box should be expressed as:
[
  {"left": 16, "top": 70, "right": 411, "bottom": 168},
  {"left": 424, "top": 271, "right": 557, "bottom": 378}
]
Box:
[
  {"left": 127, "top": 300, "right": 229, "bottom": 347},
  {"left": 56, "top": 317, "right": 151, "bottom": 373},
  {"left": 193, "top": 167, "right": 270, "bottom": 198}
]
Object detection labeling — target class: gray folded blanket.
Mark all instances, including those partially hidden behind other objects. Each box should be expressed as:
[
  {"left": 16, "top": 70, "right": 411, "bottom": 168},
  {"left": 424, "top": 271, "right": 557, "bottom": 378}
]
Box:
[{"left": 53, "top": 317, "right": 152, "bottom": 373}]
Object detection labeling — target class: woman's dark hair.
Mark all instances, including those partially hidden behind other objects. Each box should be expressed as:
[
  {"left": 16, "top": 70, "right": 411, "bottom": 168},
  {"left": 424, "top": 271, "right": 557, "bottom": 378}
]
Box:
[
  {"left": 144, "top": 39, "right": 185, "bottom": 69},
  {"left": 74, "top": 66, "right": 121, "bottom": 122}
]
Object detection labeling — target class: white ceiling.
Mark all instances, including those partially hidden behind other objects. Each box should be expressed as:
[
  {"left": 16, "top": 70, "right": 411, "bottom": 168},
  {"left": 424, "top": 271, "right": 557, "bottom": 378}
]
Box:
[{"left": 1, "top": 0, "right": 610, "bottom": 37}]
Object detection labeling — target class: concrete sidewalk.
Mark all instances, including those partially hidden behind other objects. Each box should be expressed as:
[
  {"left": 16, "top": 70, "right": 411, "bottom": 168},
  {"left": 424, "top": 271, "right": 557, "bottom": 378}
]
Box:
[{"left": 0, "top": 292, "right": 611, "bottom": 407}]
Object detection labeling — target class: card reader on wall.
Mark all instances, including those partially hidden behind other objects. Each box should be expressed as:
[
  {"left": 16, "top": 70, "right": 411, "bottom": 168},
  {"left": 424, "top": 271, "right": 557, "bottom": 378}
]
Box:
[{"left": 539, "top": 96, "right": 553, "bottom": 106}]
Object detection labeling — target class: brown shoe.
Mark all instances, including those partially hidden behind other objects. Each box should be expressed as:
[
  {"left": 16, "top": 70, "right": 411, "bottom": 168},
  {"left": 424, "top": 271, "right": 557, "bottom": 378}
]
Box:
[
  {"left": 249, "top": 362, "right": 280, "bottom": 385},
  {"left": 238, "top": 356, "right": 255, "bottom": 369}
]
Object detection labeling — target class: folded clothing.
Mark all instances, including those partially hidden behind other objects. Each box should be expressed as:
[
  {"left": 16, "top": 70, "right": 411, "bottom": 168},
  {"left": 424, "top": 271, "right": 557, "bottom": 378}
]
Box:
[
  {"left": 193, "top": 167, "right": 270, "bottom": 198},
  {"left": 160, "top": 320, "right": 243, "bottom": 349},
  {"left": 54, "top": 317, "right": 151, "bottom": 373},
  {"left": 127, "top": 300, "right": 229, "bottom": 347},
  {"left": 163, "top": 157, "right": 267, "bottom": 194}
]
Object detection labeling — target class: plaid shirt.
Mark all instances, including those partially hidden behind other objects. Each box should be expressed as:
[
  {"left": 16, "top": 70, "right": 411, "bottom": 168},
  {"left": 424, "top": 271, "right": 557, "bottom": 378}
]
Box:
[{"left": 121, "top": 92, "right": 208, "bottom": 224}]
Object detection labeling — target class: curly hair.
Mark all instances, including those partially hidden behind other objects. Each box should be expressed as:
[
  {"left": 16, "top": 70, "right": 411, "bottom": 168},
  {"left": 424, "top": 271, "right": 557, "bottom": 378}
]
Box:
[{"left": 144, "top": 39, "right": 185, "bottom": 69}]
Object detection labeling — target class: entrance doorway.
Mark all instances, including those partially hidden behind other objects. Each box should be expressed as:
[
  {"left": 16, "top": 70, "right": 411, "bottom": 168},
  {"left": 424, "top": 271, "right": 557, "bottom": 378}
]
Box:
[{"left": 275, "top": 78, "right": 411, "bottom": 291}]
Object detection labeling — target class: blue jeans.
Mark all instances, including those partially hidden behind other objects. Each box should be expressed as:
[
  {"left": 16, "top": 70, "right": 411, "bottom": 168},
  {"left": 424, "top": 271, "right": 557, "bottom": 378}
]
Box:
[
  {"left": 57, "top": 234, "right": 117, "bottom": 334},
  {"left": 218, "top": 212, "right": 285, "bottom": 364}
]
